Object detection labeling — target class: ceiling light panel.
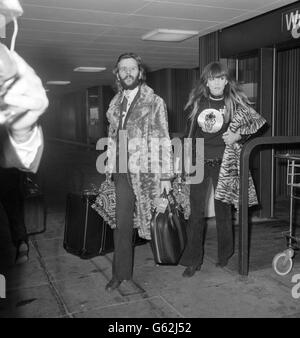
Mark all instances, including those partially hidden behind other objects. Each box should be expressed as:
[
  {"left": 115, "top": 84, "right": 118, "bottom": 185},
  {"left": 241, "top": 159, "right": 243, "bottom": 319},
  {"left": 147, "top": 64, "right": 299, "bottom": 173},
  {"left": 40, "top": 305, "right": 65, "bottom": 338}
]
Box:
[
  {"left": 142, "top": 29, "right": 199, "bottom": 42},
  {"left": 74, "top": 67, "right": 106, "bottom": 72},
  {"left": 46, "top": 81, "right": 71, "bottom": 85}
]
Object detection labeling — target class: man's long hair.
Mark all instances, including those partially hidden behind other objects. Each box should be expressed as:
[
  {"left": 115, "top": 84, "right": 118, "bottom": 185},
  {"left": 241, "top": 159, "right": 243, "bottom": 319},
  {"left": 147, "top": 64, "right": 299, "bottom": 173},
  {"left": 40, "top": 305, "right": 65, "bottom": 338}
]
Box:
[
  {"left": 113, "top": 52, "right": 146, "bottom": 92},
  {"left": 186, "top": 61, "right": 252, "bottom": 122}
]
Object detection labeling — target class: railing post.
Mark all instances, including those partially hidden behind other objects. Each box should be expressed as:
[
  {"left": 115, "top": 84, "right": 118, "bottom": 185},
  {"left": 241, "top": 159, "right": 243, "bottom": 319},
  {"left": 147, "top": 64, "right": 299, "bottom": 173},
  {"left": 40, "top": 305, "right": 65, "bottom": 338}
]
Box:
[
  {"left": 239, "top": 148, "right": 250, "bottom": 275},
  {"left": 239, "top": 136, "right": 300, "bottom": 276}
]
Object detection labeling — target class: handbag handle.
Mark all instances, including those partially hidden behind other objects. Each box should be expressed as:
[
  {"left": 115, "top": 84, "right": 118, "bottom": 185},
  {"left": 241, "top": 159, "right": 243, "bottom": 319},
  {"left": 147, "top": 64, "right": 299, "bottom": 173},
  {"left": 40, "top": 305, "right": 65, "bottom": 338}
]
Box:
[
  {"left": 161, "top": 189, "right": 181, "bottom": 212},
  {"left": 168, "top": 190, "right": 182, "bottom": 213},
  {"left": 105, "top": 172, "right": 112, "bottom": 182}
]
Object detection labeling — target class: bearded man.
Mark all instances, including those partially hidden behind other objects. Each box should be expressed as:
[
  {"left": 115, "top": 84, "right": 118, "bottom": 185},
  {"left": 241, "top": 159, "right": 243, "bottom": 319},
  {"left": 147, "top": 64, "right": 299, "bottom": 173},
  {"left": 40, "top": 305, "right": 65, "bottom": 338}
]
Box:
[{"left": 103, "top": 53, "right": 173, "bottom": 292}]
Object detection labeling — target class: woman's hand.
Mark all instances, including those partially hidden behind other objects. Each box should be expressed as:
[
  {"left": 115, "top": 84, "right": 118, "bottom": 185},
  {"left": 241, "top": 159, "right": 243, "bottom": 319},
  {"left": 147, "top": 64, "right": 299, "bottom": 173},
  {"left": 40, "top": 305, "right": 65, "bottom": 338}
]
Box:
[{"left": 222, "top": 129, "right": 242, "bottom": 146}]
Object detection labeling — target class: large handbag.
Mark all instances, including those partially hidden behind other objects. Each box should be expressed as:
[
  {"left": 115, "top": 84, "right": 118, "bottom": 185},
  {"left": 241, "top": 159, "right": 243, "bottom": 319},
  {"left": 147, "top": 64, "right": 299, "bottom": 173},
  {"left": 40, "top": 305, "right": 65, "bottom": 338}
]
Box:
[{"left": 150, "top": 191, "right": 187, "bottom": 265}]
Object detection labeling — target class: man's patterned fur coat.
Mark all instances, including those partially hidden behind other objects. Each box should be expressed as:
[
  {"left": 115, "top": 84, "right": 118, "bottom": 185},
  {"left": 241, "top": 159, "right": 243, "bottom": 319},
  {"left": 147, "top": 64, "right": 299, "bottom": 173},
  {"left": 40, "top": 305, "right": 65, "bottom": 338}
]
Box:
[{"left": 105, "top": 83, "right": 173, "bottom": 240}]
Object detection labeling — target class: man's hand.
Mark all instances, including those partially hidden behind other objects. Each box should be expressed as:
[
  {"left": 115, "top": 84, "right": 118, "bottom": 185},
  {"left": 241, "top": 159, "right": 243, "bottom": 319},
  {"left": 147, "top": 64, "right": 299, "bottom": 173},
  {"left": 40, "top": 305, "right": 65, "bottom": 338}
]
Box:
[
  {"left": 2, "top": 52, "right": 48, "bottom": 143},
  {"left": 160, "top": 180, "right": 172, "bottom": 195},
  {"left": 222, "top": 129, "right": 241, "bottom": 146}
]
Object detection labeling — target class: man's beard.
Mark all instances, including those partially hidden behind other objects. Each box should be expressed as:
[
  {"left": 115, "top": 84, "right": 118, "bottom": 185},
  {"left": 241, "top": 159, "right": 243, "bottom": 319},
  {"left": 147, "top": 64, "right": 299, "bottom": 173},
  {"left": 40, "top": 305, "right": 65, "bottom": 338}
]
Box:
[{"left": 119, "top": 75, "right": 140, "bottom": 90}]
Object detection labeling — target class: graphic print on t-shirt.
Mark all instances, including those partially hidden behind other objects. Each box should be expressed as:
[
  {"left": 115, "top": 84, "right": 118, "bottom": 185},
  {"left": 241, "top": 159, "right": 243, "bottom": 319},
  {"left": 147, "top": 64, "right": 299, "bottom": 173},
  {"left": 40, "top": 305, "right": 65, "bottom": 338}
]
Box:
[{"left": 197, "top": 108, "right": 225, "bottom": 133}]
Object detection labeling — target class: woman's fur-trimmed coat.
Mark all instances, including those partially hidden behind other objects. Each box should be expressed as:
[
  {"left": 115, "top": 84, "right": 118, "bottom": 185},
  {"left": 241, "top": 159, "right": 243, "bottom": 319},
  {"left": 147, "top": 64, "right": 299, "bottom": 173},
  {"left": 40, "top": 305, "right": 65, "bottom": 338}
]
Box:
[
  {"left": 214, "top": 105, "right": 266, "bottom": 208},
  {"left": 105, "top": 83, "right": 173, "bottom": 240}
]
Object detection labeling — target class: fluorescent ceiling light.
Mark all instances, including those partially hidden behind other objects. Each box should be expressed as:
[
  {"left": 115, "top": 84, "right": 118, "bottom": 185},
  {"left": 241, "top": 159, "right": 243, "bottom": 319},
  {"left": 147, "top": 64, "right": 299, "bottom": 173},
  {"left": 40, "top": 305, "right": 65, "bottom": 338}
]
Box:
[
  {"left": 142, "top": 29, "right": 198, "bottom": 42},
  {"left": 74, "top": 67, "right": 106, "bottom": 72},
  {"left": 46, "top": 81, "right": 71, "bottom": 85}
]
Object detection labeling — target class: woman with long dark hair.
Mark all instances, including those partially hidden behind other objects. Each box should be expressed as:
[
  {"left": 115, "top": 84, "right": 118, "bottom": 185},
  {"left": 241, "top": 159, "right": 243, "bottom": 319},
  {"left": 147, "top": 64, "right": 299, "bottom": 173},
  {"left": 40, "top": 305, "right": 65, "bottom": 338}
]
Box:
[{"left": 180, "top": 61, "right": 266, "bottom": 277}]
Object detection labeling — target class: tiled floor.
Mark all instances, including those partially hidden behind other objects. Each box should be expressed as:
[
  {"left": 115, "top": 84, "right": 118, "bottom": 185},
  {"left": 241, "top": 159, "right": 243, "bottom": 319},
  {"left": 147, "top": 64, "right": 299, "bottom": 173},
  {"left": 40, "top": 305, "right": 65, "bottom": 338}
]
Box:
[
  {"left": 0, "top": 141, "right": 300, "bottom": 318},
  {"left": 1, "top": 202, "right": 300, "bottom": 318}
]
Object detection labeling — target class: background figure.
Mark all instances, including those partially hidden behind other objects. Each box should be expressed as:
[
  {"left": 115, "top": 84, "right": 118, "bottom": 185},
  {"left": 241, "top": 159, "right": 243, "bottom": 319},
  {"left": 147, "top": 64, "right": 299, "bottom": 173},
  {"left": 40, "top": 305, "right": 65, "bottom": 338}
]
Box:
[
  {"left": 104, "top": 52, "right": 173, "bottom": 292},
  {"left": 0, "top": 168, "right": 28, "bottom": 264},
  {"left": 0, "top": 51, "right": 48, "bottom": 266},
  {"left": 0, "top": 50, "right": 47, "bottom": 170},
  {"left": 180, "top": 61, "right": 266, "bottom": 277}
]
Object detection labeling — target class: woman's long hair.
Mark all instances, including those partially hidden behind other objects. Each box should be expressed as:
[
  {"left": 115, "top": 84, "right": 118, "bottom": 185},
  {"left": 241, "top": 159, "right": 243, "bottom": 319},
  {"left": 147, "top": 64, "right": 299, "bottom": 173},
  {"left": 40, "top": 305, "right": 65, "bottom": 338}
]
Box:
[{"left": 186, "top": 61, "right": 252, "bottom": 122}]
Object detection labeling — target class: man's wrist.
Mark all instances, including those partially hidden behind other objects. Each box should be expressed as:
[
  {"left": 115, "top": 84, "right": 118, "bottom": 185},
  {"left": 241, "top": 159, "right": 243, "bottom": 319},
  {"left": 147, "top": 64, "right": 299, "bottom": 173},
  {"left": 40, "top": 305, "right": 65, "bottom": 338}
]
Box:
[{"left": 10, "top": 124, "right": 37, "bottom": 144}]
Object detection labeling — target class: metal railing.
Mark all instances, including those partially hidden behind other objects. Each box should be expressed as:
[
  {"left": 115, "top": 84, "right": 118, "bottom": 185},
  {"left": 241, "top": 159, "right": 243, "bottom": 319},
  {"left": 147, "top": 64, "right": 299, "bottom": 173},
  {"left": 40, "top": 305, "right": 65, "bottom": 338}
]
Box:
[{"left": 239, "top": 136, "right": 300, "bottom": 275}]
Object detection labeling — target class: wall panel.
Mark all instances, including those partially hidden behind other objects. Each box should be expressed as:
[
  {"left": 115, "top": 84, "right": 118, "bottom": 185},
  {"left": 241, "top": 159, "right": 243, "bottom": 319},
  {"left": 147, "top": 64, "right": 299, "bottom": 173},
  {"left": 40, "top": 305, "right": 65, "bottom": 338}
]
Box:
[
  {"left": 148, "top": 68, "right": 198, "bottom": 134},
  {"left": 43, "top": 86, "right": 114, "bottom": 144},
  {"left": 275, "top": 47, "right": 300, "bottom": 198},
  {"left": 199, "top": 31, "right": 219, "bottom": 72}
]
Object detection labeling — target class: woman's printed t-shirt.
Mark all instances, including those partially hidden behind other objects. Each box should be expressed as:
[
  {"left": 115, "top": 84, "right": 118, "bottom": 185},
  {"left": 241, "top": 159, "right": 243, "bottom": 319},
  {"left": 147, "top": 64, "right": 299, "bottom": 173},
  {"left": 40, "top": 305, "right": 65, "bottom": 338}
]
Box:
[{"left": 194, "top": 97, "right": 229, "bottom": 160}]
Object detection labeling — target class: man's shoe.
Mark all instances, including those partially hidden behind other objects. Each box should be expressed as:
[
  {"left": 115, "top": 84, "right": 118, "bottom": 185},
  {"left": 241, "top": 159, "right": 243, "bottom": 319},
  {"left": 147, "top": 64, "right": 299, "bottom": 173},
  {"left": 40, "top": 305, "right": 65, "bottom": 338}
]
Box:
[
  {"left": 15, "top": 241, "right": 29, "bottom": 265},
  {"left": 182, "top": 265, "right": 201, "bottom": 278},
  {"left": 105, "top": 279, "right": 123, "bottom": 292}
]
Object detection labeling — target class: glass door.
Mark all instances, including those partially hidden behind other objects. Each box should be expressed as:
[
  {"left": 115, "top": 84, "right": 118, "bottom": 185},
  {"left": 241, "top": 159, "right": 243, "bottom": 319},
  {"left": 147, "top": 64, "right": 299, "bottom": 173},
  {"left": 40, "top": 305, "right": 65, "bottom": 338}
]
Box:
[{"left": 224, "top": 53, "right": 259, "bottom": 108}]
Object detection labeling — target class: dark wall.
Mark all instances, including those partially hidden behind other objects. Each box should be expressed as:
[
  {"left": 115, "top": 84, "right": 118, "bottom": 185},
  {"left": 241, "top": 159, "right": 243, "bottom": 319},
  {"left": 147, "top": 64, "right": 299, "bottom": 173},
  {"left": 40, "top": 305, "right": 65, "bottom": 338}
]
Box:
[
  {"left": 275, "top": 46, "right": 300, "bottom": 198},
  {"left": 87, "top": 86, "right": 115, "bottom": 144},
  {"left": 40, "top": 93, "right": 61, "bottom": 139},
  {"left": 147, "top": 68, "right": 198, "bottom": 134},
  {"left": 220, "top": 2, "right": 300, "bottom": 57},
  {"left": 42, "top": 86, "right": 114, "bottom": 144},
  {"left": 41, "top": 90, "right": 86, "bottom": 142},
  {"left": 199, "top": 31, "right": 219, "bottom": 71}
]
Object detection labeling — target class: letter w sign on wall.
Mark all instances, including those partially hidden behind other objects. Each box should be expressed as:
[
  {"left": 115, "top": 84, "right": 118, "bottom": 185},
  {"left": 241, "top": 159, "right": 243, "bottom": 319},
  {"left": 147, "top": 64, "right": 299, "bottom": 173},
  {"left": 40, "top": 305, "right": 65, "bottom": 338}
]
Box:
[{"left": 282, "top": 8, "right": 300, "bottom": 39}]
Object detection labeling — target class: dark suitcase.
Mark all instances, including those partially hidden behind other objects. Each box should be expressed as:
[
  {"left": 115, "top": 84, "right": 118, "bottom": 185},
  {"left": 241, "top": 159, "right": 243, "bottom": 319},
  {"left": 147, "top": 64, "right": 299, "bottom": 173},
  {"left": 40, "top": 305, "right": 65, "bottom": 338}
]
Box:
[
  {"left": 150, "top": 193, "right": 187, "bottom": 265},
  {"left": 64, "top": 193, "right": 147, "bottom": 259},
  {"left": 64, "top": 192, "right": 113, "bottom": 259}
]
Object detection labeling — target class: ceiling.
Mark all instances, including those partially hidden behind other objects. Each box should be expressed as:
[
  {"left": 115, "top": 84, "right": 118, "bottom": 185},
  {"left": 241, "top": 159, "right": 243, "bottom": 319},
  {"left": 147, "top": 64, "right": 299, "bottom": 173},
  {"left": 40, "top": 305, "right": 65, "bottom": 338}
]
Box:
[{"left": 3, "top": 0, "right": 297, "bottom": 94}]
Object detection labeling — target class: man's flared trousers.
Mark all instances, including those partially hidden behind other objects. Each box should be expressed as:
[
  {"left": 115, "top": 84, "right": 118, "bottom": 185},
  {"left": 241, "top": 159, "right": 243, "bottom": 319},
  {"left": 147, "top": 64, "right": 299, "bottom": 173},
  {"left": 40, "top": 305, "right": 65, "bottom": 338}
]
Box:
[{"left": 112, "top": 173, "right": 136, "bottom": 280}]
